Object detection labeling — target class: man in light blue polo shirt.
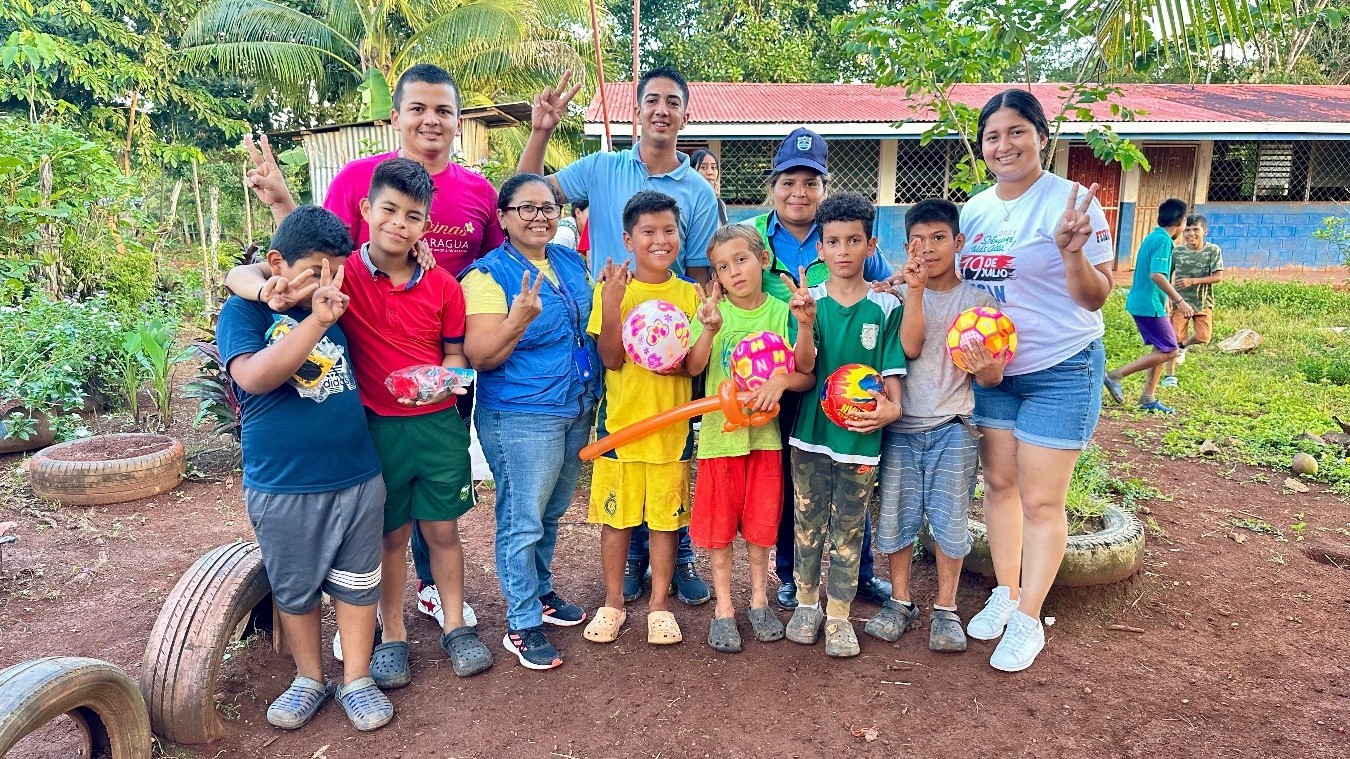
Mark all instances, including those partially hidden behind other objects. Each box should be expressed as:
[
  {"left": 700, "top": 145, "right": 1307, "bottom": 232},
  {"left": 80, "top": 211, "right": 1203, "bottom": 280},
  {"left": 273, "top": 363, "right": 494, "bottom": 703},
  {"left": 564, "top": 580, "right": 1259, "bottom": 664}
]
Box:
[{"left": 517, "top": 66, "right": 717, "bottom": 283}]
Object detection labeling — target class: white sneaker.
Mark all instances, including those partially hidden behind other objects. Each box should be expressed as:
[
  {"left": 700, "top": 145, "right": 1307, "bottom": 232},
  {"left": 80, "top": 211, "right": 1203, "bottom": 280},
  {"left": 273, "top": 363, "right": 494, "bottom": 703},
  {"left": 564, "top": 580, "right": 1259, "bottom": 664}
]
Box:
[
  {"left": 1175, "top": 347, "right": 1187, "bottom": 365},
  {"left": 966, "top": 586, "right": 1019, "bottom": 640},
  {"left": 417, "top": 582, "right": 477, "bottom": 628},
  {"left": 989, "top": 610, "right": 1045, "bottom": 672}
]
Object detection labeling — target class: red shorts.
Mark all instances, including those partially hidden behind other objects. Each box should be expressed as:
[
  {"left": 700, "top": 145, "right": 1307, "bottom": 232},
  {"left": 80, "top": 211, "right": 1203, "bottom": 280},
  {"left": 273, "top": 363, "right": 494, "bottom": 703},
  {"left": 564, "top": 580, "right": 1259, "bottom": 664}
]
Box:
[{"left": 691, "top": 449, "right": 783, "bottom": 549}]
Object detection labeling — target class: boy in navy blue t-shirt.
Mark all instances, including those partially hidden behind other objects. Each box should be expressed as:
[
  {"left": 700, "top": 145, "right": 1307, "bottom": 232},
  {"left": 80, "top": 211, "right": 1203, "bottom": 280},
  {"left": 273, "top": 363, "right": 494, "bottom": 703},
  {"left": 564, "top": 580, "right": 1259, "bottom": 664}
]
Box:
[{"left": 216, "top": 206, "right": 392, "bottom": 733}]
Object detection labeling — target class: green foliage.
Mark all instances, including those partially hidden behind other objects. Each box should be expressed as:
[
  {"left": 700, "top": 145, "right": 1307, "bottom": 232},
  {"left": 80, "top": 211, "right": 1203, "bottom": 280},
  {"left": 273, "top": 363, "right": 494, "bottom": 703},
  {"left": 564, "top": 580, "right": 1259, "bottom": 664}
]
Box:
[
  {"left": 182, "top": 341, "right": 240, "bottom": 440},
  {"left": 1311, "top": 213, "right": 1350, "bottom": 270},
  {"left": 1065, "top": 443, "right": 1164, "bottom": 533},
  {"left": 1102, "top": 282, "right": 1350, "bottom": 494},
  {"left": 124, "top": 317, "right": 191, "bottom": 429}
]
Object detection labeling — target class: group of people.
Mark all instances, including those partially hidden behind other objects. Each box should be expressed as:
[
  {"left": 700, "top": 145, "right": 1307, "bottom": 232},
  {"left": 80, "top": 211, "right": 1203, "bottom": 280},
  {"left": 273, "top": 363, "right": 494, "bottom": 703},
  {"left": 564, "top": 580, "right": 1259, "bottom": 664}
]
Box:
[{"left": 223, "top": 63, "right": 1121, "bottom": 736}]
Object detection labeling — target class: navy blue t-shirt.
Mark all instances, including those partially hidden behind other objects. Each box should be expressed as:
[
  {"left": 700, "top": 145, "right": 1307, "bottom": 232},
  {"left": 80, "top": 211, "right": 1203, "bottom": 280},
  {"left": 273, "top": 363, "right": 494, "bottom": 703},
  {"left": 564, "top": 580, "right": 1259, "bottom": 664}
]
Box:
[{"left": 216, "top": 296, "right": 381, "bottom": 494}]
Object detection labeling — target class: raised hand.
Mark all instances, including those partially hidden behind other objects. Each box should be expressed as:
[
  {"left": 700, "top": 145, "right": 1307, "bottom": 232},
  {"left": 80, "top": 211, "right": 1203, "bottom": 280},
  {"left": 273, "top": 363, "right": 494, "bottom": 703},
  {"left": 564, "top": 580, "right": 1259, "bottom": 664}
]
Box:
[
  {"left": 1054, "top": 182, "right": 1099, "bottom": 256},
  {"left": 530, "top": 70, "right": 583, "bottom": 134},
  {"left": 900, "top": 237, "right": 928, "bottom": 291},
  {"left": 243, "top": 134, "right": 294, "bottom": 209},
  {"left": 844, "top": 390, "right": 902, "bottom": 434},
  {"left": 261, "top": 269, "right": 319, "bottom": 312},
  {"left": 311, "top": 259, "right": 349, "bottom": 326},
  {"left": 781, "top": 266, "right": 816, "bottom": 325},
  {"left": 507, "top": 270, "right": 544, "bottom": 327},
  {"left": 695, "top": 280, "right": 723, "bottom": 333},
  {"left": 599, "top": 257, "right": 630, "bottom": 311}
]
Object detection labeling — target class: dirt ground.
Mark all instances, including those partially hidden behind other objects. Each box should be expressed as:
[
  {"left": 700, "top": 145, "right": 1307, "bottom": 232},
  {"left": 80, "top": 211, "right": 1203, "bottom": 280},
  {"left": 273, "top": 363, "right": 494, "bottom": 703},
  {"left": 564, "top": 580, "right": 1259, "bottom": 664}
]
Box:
[{"left": 1, "top": 416, "right": 1347, "bottom": 758}]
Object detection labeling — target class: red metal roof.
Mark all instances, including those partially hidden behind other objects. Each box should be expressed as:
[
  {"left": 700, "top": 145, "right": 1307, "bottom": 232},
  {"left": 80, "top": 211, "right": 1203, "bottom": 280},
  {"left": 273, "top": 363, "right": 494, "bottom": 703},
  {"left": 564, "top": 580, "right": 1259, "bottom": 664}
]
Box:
[{"left": 584, "top": 83, "right": 1350, "bottom": 124}]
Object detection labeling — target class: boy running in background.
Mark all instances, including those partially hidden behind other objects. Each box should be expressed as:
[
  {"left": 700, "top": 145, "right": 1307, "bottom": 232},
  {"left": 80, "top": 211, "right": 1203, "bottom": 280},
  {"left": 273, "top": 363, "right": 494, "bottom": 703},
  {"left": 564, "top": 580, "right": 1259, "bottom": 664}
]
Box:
[
  {"left": 785, "top": 192, "right": 907, "bottom": 658},
  {"left": 1161, "top": 214, "right": 1223, "bottom": 388},
  {"left": 685, "top": 225, "right": 816, "bottom": 652}
]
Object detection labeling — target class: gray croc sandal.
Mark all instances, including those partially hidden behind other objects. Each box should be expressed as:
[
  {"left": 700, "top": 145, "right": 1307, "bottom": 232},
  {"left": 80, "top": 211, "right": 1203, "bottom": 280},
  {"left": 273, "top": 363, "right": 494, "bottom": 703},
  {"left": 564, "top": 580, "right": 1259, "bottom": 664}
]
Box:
[
  {"left": 369, "top": 641, "right": 411, "bottom": 689},
  {"left": 707, "top": 616, "right": 742, "bottom": 653},
  {"left": 442, "top": 625, "right": 493, "bottom": 676},
  {"left": 786, "top": 605, "right": 824, "bottom": 645},
  {"left": 929, "top": 608, "right": 968, "bottom": 652},
  {"left": 824, "top": 617, "right": 861, "bottom": 658},
  {"left": 864, "top": 598, "right": 921, "bottom": 643},
  {"left": 266, "top": 676, "right": 332, "bottom": 730},
  {"left": 337, "top": 676, "right": 394, "bottom": 731},
  {"left": 748, "top": 606, "right": 785, "bottom": 642}
]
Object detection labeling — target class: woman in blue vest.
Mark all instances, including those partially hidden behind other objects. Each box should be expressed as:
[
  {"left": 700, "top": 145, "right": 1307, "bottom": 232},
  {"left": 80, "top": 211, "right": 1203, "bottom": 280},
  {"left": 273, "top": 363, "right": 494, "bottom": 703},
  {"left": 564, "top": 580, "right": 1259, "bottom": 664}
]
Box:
[{"left": 462, "top": 173, "right": 600, "bottom": 671}]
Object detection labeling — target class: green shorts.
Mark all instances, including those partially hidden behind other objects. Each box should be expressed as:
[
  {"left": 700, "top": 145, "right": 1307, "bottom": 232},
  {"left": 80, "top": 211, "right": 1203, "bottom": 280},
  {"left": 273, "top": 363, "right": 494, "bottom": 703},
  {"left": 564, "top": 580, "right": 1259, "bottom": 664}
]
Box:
[{"left": 367, "top": 407, "right": 475, "bottom": 534}]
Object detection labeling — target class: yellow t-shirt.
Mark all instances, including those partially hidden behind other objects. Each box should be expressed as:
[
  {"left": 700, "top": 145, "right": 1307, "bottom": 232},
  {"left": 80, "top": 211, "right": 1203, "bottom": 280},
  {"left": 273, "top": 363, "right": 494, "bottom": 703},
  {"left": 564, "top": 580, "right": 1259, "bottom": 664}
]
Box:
[
  {"left": 462, "top": 260, "right": 558, "bottom": 316},
  {"left": 586, "top": 275, "right": 699, "bottom": 463}
]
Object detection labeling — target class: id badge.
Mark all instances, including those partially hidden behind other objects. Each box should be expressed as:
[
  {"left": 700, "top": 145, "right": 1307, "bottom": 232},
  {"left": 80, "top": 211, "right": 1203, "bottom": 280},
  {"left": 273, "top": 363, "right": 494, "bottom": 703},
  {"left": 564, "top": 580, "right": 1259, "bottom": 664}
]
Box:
[{"left": 572, "top": 347, "right": 594, "bottom": 382}]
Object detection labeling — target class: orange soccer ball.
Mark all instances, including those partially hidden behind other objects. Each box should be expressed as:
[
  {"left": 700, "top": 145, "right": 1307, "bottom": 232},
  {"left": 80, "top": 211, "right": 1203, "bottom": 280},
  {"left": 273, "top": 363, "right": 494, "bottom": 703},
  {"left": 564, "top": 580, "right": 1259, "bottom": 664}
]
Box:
[
  {"left": 946, "top": 306, "right": 1017, "bottom": 373},
  {"left": 819, "top": 363, "right": 883, "bottom": 428}
]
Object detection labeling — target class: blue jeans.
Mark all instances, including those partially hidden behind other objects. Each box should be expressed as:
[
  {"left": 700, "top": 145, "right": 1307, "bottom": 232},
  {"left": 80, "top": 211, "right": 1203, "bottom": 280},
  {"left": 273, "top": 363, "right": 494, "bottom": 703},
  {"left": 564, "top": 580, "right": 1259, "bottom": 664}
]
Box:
[
  {"left": 475, "top": 403, "right": 595, "bottom": 630},
  {"left": 628, "top": 524, "right": 696, "bottom": 566}
]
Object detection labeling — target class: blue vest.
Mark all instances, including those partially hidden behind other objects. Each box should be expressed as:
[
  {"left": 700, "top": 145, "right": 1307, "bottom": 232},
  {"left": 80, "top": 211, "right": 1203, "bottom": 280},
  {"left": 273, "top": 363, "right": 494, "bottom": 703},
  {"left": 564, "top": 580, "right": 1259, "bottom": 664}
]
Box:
[{"left": 463, "top": 243, "right": 599, "bottom": 415}]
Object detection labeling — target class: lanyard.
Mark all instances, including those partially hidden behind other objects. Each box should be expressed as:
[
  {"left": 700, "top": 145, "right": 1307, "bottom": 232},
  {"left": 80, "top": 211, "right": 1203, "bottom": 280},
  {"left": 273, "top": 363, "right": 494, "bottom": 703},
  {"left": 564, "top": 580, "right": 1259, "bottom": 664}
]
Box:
[{"left": 503, "top": 242, "right": 586, "bottom": 347}]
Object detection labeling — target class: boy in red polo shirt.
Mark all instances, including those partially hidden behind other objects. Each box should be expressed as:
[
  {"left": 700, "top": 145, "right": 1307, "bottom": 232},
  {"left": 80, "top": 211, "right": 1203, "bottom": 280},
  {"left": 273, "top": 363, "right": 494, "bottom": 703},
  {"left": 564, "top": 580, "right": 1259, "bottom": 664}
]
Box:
[{"left": 225, "top": 159, "right": 493, "bottom": 685}]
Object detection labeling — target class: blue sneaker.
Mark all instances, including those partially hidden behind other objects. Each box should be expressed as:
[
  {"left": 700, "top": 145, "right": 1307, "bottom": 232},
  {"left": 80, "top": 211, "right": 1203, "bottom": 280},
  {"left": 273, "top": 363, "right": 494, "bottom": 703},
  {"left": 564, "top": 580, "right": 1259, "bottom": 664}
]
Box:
[
  {"left": 1103, "top": 373, "right": 1125, "bottom": 404},
  {"left": 1138, "top": 399, "right": 1175, "bottom": 414}
]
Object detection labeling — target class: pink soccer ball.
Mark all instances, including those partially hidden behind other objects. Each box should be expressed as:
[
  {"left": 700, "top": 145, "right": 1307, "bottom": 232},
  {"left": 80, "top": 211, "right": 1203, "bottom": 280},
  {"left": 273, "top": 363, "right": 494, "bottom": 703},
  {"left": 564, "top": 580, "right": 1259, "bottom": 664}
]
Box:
[
  {"left": 622, "top": 299, "right": 691, "bottom": 372},
  {"left": 730, "top": 331, "right": 795, "bottom": 391}
]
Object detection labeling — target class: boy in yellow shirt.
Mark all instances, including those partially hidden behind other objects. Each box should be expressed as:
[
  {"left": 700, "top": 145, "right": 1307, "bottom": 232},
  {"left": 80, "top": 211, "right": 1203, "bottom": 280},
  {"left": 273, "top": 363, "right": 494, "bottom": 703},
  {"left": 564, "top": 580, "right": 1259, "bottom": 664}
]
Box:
[{"left": 582, "top": 191, "right": 701, "bottom": 646}]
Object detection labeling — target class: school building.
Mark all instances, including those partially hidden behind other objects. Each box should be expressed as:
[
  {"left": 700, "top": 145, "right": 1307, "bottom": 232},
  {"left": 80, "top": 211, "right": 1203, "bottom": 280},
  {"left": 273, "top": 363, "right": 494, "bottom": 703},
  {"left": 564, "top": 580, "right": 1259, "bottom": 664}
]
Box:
[{"left": 584, "top": 83, "right": 1350, "bottom": 270}]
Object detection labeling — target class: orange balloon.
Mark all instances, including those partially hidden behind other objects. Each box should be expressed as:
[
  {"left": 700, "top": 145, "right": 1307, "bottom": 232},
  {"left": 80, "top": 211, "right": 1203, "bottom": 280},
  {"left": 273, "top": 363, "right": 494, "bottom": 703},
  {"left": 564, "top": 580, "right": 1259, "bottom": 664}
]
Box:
[{"left": 579, "top": 380, "right": 778, "bottom": 461}]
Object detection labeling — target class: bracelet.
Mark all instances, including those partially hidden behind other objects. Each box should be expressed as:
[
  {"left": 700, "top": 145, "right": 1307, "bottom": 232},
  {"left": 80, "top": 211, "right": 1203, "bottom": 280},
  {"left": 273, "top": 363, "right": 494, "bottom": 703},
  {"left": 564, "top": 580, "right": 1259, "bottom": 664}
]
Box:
[{"left": 256, "top": 285, "right": 265, "bottom": 302}]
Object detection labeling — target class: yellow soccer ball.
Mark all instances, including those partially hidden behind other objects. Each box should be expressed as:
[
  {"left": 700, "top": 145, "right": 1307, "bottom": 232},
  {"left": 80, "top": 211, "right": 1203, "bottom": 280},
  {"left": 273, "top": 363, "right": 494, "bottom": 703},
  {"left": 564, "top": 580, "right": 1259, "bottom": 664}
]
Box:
[{"left": 946, "top": 306, "right": 1017, "bottom": 373}]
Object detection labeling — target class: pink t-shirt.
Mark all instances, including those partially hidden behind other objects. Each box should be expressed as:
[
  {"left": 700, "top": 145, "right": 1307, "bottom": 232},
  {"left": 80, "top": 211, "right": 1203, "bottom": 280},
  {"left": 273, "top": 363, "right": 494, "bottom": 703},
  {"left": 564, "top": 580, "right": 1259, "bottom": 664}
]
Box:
[{"left": 323, "top": 151, "right": 506, "bottom": 275}]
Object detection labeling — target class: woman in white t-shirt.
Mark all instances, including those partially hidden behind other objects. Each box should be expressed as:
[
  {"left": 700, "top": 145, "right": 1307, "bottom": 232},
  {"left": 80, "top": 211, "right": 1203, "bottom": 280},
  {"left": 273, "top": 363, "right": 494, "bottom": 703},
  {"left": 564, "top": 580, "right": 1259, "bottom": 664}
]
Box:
[{"left": 958, "top": 89, "right": 1115, "bottom": 673}]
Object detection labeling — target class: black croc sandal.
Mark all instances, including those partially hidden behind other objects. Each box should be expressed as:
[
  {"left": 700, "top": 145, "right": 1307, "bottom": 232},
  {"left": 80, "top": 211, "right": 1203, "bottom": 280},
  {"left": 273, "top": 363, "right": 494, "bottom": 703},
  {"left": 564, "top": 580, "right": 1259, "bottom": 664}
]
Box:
[
  {"left": 707, "top": 616, "right": 742, "bottom": 653},
  {"left": 441, "top": 625, "right": 493, "bottom": 676},
  {"left": 369, "top": 641, "right": 411, "bottom": 689}
]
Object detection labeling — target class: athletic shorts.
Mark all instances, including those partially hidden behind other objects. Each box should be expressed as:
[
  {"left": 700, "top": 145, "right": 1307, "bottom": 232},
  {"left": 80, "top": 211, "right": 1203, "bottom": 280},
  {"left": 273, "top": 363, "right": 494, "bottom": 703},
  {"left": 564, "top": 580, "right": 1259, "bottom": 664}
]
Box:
[
  {"left": 366, "top": 407, "right": 475, "bottom": 534},
  {"left": 1170, "top": 308, "right": 1212, "bottom": 345},
  {"left": 973, "top": 339, "right": 1106, "bottom": 451},
  {"left": 245, "top": 475, "right": 385, "bottom": 614},
  {"left": 587, "top": 458, "right": 691, "bottom": 531},
  {"left": 1132, "top": 315, "right": 1179, "bottom": 353},
  {"left": 691, "top": 449, "right": 782, "bottom": 549},
  {"left": 877, "top": 419, "right": 977, "bottom": 558}
]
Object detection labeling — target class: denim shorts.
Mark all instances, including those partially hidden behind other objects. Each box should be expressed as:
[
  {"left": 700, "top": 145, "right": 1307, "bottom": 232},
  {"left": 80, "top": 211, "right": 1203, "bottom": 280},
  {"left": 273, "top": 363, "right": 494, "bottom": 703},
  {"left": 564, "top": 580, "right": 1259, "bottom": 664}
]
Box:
[{"left": 973, "top": 339, "right": 1106, "bottom": 451}]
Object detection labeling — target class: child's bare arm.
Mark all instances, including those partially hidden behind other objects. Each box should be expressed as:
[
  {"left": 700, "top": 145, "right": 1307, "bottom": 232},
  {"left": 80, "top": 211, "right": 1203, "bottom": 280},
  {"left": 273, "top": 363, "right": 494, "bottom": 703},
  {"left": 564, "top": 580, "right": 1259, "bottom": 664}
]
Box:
[
  {"left": 229, "top": 263, "right": 348, "bottom": 395},
  {"left": 899, "top": 291, "right": 924, "bottom": 359}
]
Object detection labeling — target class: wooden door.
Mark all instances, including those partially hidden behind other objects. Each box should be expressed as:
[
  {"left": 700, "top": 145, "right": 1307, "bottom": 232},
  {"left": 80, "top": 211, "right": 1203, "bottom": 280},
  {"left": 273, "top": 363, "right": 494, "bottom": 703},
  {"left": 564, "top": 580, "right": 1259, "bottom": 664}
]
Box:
[
  {"left": 1067, "top": 146, "right": 1122, "bottom": 256},
  {"left": 1129, "top": 145, "right": 1197, "bottom": 269}
]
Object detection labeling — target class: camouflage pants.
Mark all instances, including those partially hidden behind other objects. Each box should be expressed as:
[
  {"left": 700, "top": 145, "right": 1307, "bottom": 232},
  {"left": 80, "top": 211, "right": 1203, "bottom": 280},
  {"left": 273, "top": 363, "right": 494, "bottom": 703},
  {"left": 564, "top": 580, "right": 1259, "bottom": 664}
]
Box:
[{"left": 790, "top": 448, "right": 877, "bottom": 619}]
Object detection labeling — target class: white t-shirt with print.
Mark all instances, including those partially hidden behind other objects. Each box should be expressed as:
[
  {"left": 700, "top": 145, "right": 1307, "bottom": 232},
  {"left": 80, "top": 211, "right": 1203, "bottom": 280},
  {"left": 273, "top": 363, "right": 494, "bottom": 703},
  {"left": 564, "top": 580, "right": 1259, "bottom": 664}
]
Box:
[{"left": 958, "top": 171, "right": 1114, "bottom": 376}]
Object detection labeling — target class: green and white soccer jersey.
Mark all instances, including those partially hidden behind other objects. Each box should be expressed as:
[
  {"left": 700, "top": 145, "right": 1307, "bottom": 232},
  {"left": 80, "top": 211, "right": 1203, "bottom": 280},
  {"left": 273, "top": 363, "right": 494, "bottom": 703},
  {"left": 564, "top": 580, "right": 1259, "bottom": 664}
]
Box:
[{"left": 790, "top": 285, "right": 907, "bottom": 465}]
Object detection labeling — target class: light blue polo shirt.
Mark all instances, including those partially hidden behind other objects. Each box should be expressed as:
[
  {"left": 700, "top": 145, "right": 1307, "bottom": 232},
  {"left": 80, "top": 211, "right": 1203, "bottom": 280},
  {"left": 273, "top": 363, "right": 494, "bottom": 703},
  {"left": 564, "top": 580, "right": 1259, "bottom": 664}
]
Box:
[
  {"left": 556, "top": 145, "right": 719, "bottom": 278},
  {"left": 764, "top": 212, "right": 894, "bottom": 282}
]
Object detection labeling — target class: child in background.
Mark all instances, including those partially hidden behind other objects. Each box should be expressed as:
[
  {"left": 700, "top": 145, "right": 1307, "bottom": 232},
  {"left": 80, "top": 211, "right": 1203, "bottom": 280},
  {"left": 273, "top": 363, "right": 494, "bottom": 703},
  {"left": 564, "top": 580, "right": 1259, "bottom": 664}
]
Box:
[
  {"left": 1161, "top": 214, "right": 1223, "bottom": 387},
  {"left": 216, "top": 206, "right": 393, "bottom": 731},
  {"left": 785, "top": 192, "right": 907, "bottom": 658},
  {"left": 685, "top": 225, "right": 816, "bottom": 652},
  {"left": 866, "top": 199, "right": 1003, "bottom": 653},
  {"left": 1104, "top": 198, "right": 1192, "bottom": 413},
  {"left": 582, "top": 191, "right": 701, "bottom": 646}
]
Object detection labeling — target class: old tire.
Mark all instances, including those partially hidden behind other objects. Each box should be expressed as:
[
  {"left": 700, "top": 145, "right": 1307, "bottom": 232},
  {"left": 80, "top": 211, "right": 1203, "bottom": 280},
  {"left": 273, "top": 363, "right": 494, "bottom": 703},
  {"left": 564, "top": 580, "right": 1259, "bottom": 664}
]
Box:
[
  {"left": 27, "top": 433, "right": 185, "bottom": 506},
  {"left": 0, "top": 656, "right": 152, "bottom": 758},
  {"left": 141, "top": 541, "right": 274, "bottom": 745},
  {"left": 924, "top": 505, "right": 1146, "bottom": 587}
]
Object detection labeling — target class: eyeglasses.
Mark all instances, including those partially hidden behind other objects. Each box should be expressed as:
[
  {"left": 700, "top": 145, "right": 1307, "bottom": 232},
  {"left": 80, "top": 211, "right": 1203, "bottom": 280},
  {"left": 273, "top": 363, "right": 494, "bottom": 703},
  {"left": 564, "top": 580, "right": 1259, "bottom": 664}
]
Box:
[{"left": 505, "top": 203, "right": 562, "bottom": 220}]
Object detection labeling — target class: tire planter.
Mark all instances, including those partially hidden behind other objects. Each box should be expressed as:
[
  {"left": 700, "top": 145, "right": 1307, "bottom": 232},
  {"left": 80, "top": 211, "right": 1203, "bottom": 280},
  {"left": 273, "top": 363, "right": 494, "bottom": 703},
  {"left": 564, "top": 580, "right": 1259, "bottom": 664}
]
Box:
[
  {"left": 921, "top": 505, "right": 1146, "bottom": 587},
  {"left": 0, "top": 656, "right": 152, "bottom": 758},
  {"left": 141, "top": 541, "right": 275, "bottom": 745},
  {"left": 0, "top": 402, "right": 56, "bottom": 454},
  {"left": 26, "top": 433, "right": 185, "bottom": 506}
]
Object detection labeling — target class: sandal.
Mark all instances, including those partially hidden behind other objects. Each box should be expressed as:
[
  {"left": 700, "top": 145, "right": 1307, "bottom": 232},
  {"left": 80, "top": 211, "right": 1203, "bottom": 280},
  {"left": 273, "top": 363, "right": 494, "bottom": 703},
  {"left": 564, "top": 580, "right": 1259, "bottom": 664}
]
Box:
[
  {"left": 748, "top": 606, "right": 785, "bottom": 642},
  {"left": 929, "top": 608, "right": 968, "bottom": 653},
  {"left": 647, "top": 610, "right": 683, "bottom": 645},
  {"left": 864, "top": 598, "right": 921, "bottom": 643},
  {"left": 707, "top": 616, "right": 742, "bottom": 653},
  {"left": 824, "top": 617, "right": 861, "bottom": 658},
  {"left": 266, "top": 675, "right": 332, "bottom": 730},
  {"left": 786, "top": 605, "right": 824, "bottom": 645},
  {"left": 583, "top": 606, "right": 627, "bottom": 643},
  {"left": 336, "top": 676, "right": 394, "bottom": 731},
  {"left": 441, "top": 625, "right": 493, "bottom": 676},
  {"left": 369, "top": 641, "right": 410, "bottom": 690}
]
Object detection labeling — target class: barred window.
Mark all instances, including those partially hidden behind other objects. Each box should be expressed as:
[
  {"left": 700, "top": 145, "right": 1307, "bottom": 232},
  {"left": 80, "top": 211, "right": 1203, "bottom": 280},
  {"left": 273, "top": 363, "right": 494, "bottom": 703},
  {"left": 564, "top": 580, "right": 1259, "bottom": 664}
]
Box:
[
  {"left": 720, "top": 139, "right": 777, "bottom": 205},
  {"left": 894, "top": 140, "right": 970, "bottom": 204},
  {"left": 827, "top": 139, "right": 880, "bottom": 201},
  {"left": 1209, "top": 140, "right": 1350, "bottom": 202}
]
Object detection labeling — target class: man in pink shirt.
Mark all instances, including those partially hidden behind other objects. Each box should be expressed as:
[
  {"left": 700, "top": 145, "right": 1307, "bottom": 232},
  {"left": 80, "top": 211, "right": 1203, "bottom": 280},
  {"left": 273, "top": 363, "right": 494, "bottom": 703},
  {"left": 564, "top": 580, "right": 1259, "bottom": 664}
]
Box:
[{"left": 245, "top": 64, "right": 505, "bottom": 274}]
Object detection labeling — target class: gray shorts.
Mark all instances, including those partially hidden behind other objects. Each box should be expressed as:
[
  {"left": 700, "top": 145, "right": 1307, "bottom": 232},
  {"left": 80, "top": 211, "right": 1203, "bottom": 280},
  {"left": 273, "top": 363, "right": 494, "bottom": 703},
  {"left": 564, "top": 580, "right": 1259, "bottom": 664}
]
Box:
[
  {"left": 876, "top": 419, "right": 978, "bottom": 559},
  {"left": 245, "top": 475, "right": 385, "bottom": 614}
]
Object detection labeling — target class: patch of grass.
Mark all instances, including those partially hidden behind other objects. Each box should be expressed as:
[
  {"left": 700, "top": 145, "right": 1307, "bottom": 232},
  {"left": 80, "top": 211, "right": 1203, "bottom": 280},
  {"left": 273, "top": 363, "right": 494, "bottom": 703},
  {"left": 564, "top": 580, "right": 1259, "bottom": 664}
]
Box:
[
  {"left": 1230, "top": 517, "right": 1284, "bottom": 540},
  {"left": 1103, "top": 281, "right": 1350, "bottom": 493}
]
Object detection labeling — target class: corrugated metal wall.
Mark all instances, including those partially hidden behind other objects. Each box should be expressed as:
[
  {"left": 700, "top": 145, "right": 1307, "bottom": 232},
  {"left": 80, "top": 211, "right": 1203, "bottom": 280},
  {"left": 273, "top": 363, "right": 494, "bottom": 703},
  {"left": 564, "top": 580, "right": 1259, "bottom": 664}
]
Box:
[{"left": 303, "top": 124, "right": 402, "bottom": 203}]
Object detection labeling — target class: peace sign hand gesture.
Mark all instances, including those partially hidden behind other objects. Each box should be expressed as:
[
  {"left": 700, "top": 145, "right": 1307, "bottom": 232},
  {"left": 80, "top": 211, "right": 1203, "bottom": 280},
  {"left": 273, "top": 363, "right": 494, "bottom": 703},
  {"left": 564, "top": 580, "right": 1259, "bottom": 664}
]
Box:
[
  {"left": 599, "top": 258, "right": 631, "bottom": 313},
  {"left": 531, "top": 70, "right": 583, "bottom": 134},
  {"left": 243, "top": 134, "right": 294, "bottom": 209},
  {"left": 900, "top": 237, "right": 928, "bottom": 291},
  {"left": 1055, "top": 182, "right": 1100, "bottom": 257},
  {"left": 507, "top": 270, "right": 545, "bottom": 328},
  {"left": 261, "top": 269, "right": 320, "bottom": 312},
  {"left": 780, "top": 266, "right": 816, "bottom": 325},
  {"left": 695, "top": 281, "right": 723, "bottom": 333},
  {"left": 311, "top": 259, "right": 349, "bottom": 326}
]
